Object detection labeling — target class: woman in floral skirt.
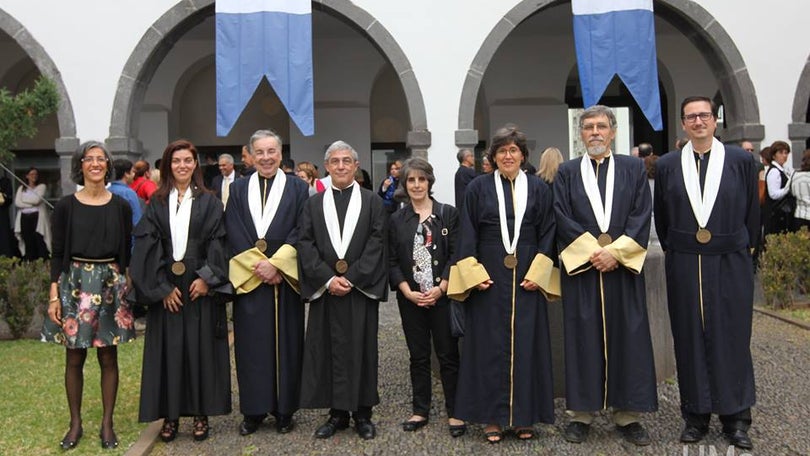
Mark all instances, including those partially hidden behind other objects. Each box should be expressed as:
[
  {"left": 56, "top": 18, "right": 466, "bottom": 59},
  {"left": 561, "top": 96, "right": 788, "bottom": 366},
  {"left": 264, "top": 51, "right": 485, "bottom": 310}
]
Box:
[{"left": 43, "top": 141, "right": 135, "bottom": 450}]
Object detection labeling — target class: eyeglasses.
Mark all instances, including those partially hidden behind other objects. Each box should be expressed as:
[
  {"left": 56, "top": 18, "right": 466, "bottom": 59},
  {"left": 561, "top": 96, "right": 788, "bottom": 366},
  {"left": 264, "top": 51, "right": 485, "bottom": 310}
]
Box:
[
  {"left": 682, "top": 112, "right": 713, "bottom": 122},
  {"left": 81, "top": 156, "right": 108, "bottom": 164},
  {"left": 580, "top": 123, "right": 611, "bottom": 132},
  {"left": 495, "top": 147, "right": 522, "bottom": 156}
]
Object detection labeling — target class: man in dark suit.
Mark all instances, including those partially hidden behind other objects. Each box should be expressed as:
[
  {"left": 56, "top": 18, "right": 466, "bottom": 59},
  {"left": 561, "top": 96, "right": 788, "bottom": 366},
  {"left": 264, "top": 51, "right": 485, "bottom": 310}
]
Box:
[
  {"left": 211, "top": 153, "right": 236, "bottom": 208},
  {"left": 453, "top": 148, "right": 476, "bottom": 208}
]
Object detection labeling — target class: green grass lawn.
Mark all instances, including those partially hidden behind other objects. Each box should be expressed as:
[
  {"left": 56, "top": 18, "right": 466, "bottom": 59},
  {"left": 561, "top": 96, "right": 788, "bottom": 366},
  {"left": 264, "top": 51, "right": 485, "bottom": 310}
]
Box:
[
  {"left": 778, "top": 306, "right": 810, "bottom": 323},
  {"left": 0, "top": 338, "right": 146, "bottom": 455}
]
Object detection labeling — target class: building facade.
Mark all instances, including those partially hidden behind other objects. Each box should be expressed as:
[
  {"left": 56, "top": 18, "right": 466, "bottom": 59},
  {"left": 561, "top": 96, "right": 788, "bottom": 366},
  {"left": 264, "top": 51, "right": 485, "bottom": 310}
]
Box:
[{"left": 0, "top": 0, "right": 807, "bottom": 203}]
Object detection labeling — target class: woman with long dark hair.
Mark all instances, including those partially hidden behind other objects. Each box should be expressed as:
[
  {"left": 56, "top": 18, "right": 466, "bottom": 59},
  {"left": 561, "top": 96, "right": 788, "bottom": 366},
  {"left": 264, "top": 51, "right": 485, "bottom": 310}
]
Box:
[
  {"left": 130, "top": 139, "right": 232, "bottom": 443},
  {"left": 43, "top": 141, "right": 135, "bottom": 450}
]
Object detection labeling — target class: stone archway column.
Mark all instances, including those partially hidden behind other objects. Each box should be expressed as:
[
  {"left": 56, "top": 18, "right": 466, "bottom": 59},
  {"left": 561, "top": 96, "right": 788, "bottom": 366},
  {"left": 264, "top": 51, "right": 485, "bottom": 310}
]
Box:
[
  {"left": 55, "top": 137, "right": 79, "bottom": 196},
  {"left": 407, "top": 130, "right": 431, "bottom": 159},
  {"left": 106, "top": 136, "right": 143, "bottom": 163},
  {"left": 789, "top": 123, "right": 810, "bottom": 167},
  {"left": 455, "top": 129, "right": 479, "bottom": 151}
]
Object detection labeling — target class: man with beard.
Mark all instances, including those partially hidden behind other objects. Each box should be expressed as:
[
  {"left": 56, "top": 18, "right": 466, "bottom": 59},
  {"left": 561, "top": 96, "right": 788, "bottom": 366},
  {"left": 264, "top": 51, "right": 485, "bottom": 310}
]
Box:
[
  {"left": 226, "top": 130, "right": 310, "bottom": 435},
  {"left": 554, "top": 105, "right": 657, "bottom": 446},
  {"left": 297, "top": 140, "right": 388, "bottom": 440},
  {"left": 654, "top": 96, "right": 758, "bottom": 450}
]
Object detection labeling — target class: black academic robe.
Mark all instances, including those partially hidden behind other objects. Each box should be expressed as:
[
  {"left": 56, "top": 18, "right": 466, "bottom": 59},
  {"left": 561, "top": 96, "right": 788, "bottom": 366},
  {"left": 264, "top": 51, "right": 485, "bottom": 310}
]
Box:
[
  {"left": 297, "top": 186, "right": 388, "bottom": 412},
  {"left": 0, "top": 176, "right": 17, "bottom": 257},
  {"left": 554, "top": 155, "right": 658, "bottom": 413},
  {"left": 654, "top": 145, "right": 759, "bottom": 416},
  {"left": 454, "top": 173, "right": 556, "bottom": 427},
  {"left": 131, "top": 191, "right": 232, "bottom": 421},
  {"left": 454, "top": 165, "right": 477, "bottom": 208},
  {"left": 225, "top": 174, "right": 309, "bottom": 416}
]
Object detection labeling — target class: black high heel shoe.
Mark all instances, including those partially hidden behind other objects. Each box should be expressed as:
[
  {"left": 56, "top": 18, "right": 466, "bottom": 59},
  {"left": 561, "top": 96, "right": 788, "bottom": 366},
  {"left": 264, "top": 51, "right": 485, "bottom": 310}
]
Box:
[
  {"left": 59, "top": 427, "right": 83, "bottom": 450},
  {"left": 99, "top": 428, "right": 118, "bottom": 449}
]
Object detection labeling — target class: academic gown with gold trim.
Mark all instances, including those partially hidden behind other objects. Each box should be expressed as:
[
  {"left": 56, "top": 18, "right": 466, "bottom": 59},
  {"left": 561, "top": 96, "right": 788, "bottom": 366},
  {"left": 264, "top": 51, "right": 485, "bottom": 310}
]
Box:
[
  {"left": 653, "top": 145, "right": 759, "bottom": 415},
  {"left": 451, "top": 173, "right": 557, "bottom": 427},
  {"left": 132, "top": 191, "right": 232, "bottom": 421},
  {"left": 554, "top": 154, "right": 658, "bottom": 413},
  {"left": 297, "top": 186, "right": 388, "bottom": 412},
  {"left": 225, "top": 174, "right": 310, "bottom": 416}
]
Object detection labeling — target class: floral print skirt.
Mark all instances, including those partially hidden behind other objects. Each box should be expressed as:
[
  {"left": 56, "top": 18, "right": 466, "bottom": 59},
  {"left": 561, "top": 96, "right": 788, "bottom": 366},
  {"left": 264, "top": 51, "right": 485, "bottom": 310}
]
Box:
[{"left": 41, "top": 261, "right": 135, "bottom": 348}]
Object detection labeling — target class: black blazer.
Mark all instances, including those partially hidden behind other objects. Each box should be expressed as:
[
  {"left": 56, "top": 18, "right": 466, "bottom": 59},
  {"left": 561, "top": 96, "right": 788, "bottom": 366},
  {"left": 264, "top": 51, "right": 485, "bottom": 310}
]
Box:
[{"left": 388, "top": 199, "right": 459, "bottom": 294}]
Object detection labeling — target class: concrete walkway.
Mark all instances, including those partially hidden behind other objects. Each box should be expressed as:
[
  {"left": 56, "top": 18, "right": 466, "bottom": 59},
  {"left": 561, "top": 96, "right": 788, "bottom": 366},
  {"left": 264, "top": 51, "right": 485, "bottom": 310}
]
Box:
[{"left": 130, "top": 297, "right": 810, "bottom": 456}]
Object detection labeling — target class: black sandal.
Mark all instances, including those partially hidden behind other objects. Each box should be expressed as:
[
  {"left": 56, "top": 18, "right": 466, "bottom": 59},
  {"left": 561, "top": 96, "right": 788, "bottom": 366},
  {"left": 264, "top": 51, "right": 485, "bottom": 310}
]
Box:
[
  {"left": 193, "top": 416, "right": 209, "bottom": 441},
  {"left": 514, "top": 427, "right": 535, "bottom": 440},
  {"left": 484, "top": 425, "right": 503, "bottom": 444},
  {"left": 160, "top": 419, "right": 179, "bottom": 443}
]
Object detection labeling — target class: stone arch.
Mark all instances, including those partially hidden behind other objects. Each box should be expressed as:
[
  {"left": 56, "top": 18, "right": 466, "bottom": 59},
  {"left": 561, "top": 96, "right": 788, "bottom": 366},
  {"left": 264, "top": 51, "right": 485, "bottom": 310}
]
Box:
[
  {"left": 789, "top": 54, "right": 810, "bottom": 157},
  {"left": 108, "top": 0, "right": 430, "bottom": 157},
  {"left": 0, "top": 7, "right": 78, "bottom": 193},
  {"left": 456, "top": 0, "right": 763, "bottom": 148}
]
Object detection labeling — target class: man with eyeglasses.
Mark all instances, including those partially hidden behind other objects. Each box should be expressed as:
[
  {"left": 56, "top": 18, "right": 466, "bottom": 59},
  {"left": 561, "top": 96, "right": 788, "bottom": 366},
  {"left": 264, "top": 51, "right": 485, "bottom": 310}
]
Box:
[
  {"left": 654, "top": 96, "right": 759, "bottom": 450},
  {"left": 297, "top": 140, "right": 388, "bottom": 440},
  {"left": 553, "top": 105, "right": 657, "bottom": 447},
  {"left": 225, "top": 129, "right": 310, "bottom": 436}
]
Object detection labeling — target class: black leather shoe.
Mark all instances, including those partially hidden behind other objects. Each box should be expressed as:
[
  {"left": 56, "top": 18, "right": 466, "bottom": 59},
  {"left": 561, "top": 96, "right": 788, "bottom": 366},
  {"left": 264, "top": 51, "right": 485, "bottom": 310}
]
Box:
[
  {"left": 60, "top": 427, "right": 83, "bottom": 450},
  {"left": 563, "top": 421, "right": 590, "bottom": 444},
  {"left": 401, "top": 417, "right": 428, "bottom": 432},
  {"left": 275, "top": 414, "right": 295, "bottom": 434},
  {"left": 680, "top": 424, "right": 708, "bottom": 443},
  {"left": 239, "top": 414, "right": 265, "bottom": 436},
  {"left": 314, "top": 416, "right": 350, "bottom": 439},
  {"left": 354, "top": 418, "right": 376, "bottom": 440},
  {"left": 724, "top": 429, "right": 753, "bottom": 450},
  {"left": 617, "top": 422, "right": 651, "bottom": 446},
  {"left": 99, "top": 429, "right": 119, "bottom": 450}
]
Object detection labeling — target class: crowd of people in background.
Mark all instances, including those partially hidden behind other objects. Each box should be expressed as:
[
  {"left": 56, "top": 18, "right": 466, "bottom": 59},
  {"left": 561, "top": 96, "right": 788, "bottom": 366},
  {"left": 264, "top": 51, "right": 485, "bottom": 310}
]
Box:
[{"left": 13, "top": 95, "right": 808, "bottom": 452}]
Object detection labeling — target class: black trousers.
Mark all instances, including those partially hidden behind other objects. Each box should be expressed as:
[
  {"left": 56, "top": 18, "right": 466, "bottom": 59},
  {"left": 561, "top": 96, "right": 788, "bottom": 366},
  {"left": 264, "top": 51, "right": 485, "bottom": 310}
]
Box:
[
  {"left": 398, "top": 294, "right": 460, "bottom": 418},
  {"left": 682, "top": 407, "right": 752, "bottom": 432},
  {"left": 330, "top": 406, "right": 373, "bottom": 421},
  {"left": 20, "top": 212, "right": 48, "bottom": 261}
]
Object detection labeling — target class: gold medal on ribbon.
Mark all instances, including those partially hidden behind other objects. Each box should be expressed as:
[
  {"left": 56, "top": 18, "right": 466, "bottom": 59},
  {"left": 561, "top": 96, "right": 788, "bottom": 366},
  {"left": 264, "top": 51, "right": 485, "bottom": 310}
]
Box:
[
  {"left": 255, "top": 238, "right": 268, "bottom": 253},
  {"left": 696, "top": 228, "right": 712, "bottom": 244},
  {"left": 335, "top": 259, "right": 348, "bottom": 274},
  {"left": 503, "top": 254, "right": 518, "bottom": 270},
  {"left": 597, "top": 233, "right": 613, "bottom": 247},
  {"left": 171, "top": 261, "right": 186, "bottom": 276}
]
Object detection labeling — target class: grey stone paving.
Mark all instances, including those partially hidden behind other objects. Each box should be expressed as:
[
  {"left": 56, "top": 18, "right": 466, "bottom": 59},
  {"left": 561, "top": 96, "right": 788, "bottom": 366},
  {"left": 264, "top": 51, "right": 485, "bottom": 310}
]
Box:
[{"left": 147, "top": 297, "right": 810, "bottom": 456}]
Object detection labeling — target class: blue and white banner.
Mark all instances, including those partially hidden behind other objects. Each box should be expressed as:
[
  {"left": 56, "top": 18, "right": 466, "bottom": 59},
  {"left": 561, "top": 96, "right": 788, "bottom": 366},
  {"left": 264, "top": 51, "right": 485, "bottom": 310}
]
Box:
[
  {"left": 216, "top": 0, "right": 314, "bottom": 136},
  {"left": 572, "top": 0, "right": 663, "bottom": 130}
]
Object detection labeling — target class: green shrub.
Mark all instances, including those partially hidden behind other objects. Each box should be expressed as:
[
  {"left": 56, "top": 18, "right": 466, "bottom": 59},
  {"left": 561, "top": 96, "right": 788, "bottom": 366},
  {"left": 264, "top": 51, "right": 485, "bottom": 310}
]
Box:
[
  {"left": 0, "top": 256, "right": 19, "bottom": 317},
  {"left": 760, "top": 227, "right": 810, "bottom": 309},
  {"left": 5, "top": 259, "right": 50, "bottom": 338}
]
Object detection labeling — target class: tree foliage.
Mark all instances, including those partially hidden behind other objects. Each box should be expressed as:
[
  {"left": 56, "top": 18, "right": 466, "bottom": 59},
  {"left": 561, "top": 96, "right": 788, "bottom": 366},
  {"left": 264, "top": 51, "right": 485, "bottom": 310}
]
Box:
[{"left": 0, "top": 76, "right": 59, "bottom": 164}]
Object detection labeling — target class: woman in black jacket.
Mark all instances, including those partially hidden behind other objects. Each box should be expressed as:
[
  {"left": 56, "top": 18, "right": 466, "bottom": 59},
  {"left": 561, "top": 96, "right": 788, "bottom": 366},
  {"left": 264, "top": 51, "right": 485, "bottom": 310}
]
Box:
[{"left": 388, "top": 157, "right": 465, "bottom": 437}]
